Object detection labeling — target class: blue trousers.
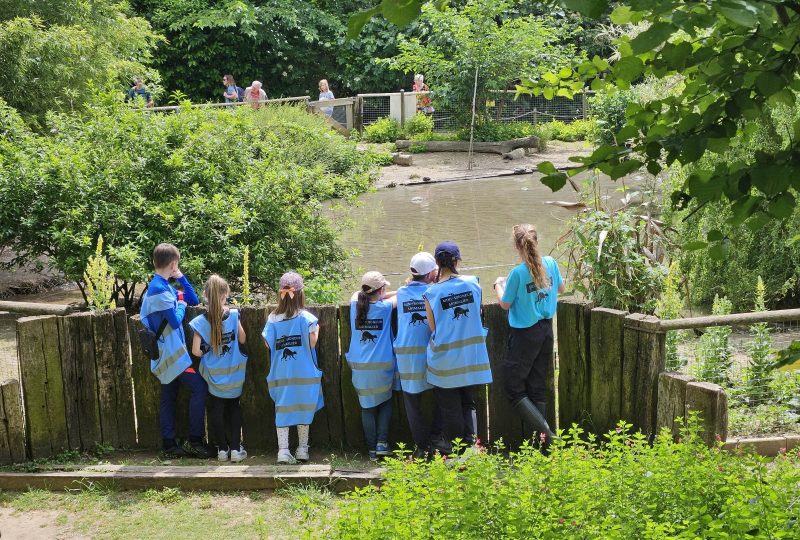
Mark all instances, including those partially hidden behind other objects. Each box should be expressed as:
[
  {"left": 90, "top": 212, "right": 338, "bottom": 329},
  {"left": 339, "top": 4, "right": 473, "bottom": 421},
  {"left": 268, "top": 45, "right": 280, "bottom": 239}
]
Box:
[
  {"left": 160, "top": 370, "right": 208, "bottom": 446},
  {"left": 361, "top": 397, "right": 393, "bottom": 451}
]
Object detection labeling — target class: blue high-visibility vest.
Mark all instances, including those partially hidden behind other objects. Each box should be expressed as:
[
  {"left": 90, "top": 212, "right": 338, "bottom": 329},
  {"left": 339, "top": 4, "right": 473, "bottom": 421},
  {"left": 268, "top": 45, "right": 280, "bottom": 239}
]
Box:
[
  {"left": 189, "top": 309, "right": 248, "bottom": 398},
  {"left": 423, "top": 275, "right": 493, "bottom": 388},
  {"left": 262, "top": 310, "right": 324, "bottom": 427},
  {"left": 140, "top": 288, "right": 191, "bottom": 384},
  {"left": 346, "top": 298, "right": 396, "bottom": 408},
  {"left": 394, "top": 282, "right": 433, "bottom": 394}
]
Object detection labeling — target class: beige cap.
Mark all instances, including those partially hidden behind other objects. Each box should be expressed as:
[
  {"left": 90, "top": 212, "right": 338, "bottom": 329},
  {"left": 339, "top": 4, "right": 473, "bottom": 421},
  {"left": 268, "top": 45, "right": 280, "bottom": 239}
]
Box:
[{"left": 361, "top": 271, "right": 390, "bottom": 292}]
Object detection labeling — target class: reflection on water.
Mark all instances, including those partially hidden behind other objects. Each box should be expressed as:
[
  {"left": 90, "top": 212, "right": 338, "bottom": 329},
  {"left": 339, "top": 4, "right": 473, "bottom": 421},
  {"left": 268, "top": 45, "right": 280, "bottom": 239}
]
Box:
[{"left": 330, "top": 173, "right": 629, "bottom": 295}]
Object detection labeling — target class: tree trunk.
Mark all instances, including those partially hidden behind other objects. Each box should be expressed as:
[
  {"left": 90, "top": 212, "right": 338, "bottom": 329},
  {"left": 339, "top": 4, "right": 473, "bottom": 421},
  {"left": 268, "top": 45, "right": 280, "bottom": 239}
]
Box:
[{"left": 395, "top": 135, "right": 540, "bottom": 155}]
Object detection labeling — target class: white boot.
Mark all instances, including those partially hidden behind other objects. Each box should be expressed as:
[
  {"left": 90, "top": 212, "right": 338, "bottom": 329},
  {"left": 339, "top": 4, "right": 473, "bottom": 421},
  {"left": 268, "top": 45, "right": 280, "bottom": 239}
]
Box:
[
  {"left": 295, "top": 445, "right": 310, "bottom": 462},
  {"left": 277, "top": 449, "right": 296, "bottom": 464},
  {"left": 230, "top": 446, "right": 247, "bottom": 463}
]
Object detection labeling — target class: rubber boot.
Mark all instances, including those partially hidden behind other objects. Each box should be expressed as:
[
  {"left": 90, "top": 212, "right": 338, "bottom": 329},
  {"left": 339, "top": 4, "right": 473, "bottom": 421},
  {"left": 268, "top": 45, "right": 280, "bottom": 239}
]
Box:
[{"left": 514, "top": 397, "right": 555, "bottom": 450}]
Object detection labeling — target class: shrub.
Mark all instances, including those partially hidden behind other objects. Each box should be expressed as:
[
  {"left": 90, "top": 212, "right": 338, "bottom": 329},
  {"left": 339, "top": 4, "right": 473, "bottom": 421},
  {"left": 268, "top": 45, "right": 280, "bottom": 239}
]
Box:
[
  {"left": 589, "top": 89, "right": 631, "bottom": 144},
  {"left": 693, "top": 295, "right": 733, "bottom": 385},
  {"left": 363, "top": 117, "right": 402, "bottom": 143},
  {"left": 743, "top": 277, "right": 775, "bottom": 405},
  {"left": 407, "top": 142, "right": 427, "bottom": 153},
  {"left": 656, "top": 261, "right": 686, "bottom": 371},
  {"left": 402, "top": 113, "right": 433, "bottom": 139},
  {"left": 83, "top": 236, "right": 115, "bottom": 311},
  {"left": 331, "top": 421, "right": 800, "bottom": 539}
]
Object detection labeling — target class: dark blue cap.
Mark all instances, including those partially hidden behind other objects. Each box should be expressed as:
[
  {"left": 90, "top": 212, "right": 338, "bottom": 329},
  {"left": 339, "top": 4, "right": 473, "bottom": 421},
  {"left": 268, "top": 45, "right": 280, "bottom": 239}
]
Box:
[{"left": 435, "top": 241, "right": 461, "bottom": 260}]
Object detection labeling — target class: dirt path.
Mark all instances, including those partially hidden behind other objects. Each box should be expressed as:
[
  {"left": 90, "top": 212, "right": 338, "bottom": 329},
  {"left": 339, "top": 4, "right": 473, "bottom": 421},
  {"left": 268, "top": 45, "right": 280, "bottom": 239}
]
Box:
[
  {"left": 375, "top": 140, "right": 591, "bottom": 188},
  {"left": 0, "top": 508, "right": 86, "bottom": 539}
]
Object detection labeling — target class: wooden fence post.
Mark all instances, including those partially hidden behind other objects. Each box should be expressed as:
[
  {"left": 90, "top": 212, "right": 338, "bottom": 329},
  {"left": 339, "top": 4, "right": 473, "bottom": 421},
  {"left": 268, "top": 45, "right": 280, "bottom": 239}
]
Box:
[
  {"left": 556, "top": 297, "right": 592, "bottom": 432},
  {"left": 622, "top": 313, "right": 666, "bottom": 437},
  {"left": 484, "top": 303, "right": 524, "bottom": 449},
  {"left": 685, "top": 382, "right": 728, "bottom": 446},
  {"left": 656, "top": 372, "right": 695, "bottom": 439},
  {"left": 128, "top": 315, "right": 161, "bottom": 448},
  {"left": 238, "top": 306, "right": 274, "bottom": 452},
  {"left": 112, "top": 309, "right": 137, "bottom": 448},
  {"left": 17, "top": 315, "right": 68, "bottom": 459},
  {"left": 589, "top": 308, "right": 628, "bottom": 436},
  {"left": 0, "top": 380, "right": 26, "bottom": 464},
  {"left": 306, "top": 305, "right": 343, "bottom": 448},
  {"left": 355, "top": 96, "right": 364, "bottom": 135},
  {"left": 338, "top": 304, "right": 365, "bottom": 449}
]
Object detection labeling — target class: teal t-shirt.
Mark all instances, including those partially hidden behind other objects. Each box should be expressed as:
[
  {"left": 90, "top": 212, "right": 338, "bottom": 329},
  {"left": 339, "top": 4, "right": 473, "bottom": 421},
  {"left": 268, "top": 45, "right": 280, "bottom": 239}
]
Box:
[{"left": 501, "top": 257, "right": 563, "bottom": 328}]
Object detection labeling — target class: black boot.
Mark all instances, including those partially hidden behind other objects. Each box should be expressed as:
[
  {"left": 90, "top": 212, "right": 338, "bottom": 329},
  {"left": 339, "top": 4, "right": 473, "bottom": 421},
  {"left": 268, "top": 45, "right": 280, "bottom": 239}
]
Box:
[{"left": 514, "top": 397, "right": 555, "bottom": 445}]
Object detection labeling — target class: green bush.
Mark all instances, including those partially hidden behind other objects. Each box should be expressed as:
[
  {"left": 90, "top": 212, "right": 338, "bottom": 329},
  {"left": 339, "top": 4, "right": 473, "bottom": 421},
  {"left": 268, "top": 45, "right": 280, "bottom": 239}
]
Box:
[
  {"left": 656, "top": 261, "right": 686, "bottom": 371},
  {"left": 0, "top": 99, "right": 374, "bottom": 306},
  {"left": 402, "top": 113, "right": 433, "bottom": 139},
  {"left": 332, "top": 420, "right": 800, "bottom": 539},
  {"left": 693, "top": 295, "right": 733, "bottom": 385},
  {"left": 589, "top": 89, "right": 631, "bottom": 144},
  {"left": 363, "top": 117, "right": 402, "bottom": 143}
]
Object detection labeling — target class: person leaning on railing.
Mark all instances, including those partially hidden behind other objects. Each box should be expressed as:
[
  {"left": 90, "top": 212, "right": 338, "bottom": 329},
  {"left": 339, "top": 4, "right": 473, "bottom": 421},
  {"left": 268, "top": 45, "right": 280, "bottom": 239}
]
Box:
[{"left": 244, "top": 81, "right": 268, "bottom": 109}]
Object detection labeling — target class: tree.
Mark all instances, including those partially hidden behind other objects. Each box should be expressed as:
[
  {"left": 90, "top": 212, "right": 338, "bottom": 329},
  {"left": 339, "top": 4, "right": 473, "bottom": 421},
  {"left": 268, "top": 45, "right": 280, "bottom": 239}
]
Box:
[
  {"left": 385, "top": 0, "right": 580, "bottom": 125},
  {"left": 0, "top": 0, "right": 162, "bottom": 127}
]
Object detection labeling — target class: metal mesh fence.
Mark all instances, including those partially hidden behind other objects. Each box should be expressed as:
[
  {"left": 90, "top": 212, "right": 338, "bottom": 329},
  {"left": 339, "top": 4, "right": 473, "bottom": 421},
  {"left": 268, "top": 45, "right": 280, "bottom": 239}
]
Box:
[
  {"left": 670, "top": 318, "right": 800, "bottom": 438},
  {"left": 361, "top": 95, "right": 391, "bottom": 126}
]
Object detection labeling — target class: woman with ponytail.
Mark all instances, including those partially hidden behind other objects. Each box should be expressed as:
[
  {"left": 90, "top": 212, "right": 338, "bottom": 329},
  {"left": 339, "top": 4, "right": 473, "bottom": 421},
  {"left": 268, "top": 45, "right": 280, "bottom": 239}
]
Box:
[
  {"left": 493, "top": 224, "right": 565, "bottom": 450},
  {"left": 263, "top": 272, "right": 324, "bottom": 464},
  {"left": 190, "top": 275, "right": 248, "bottom": 462}
]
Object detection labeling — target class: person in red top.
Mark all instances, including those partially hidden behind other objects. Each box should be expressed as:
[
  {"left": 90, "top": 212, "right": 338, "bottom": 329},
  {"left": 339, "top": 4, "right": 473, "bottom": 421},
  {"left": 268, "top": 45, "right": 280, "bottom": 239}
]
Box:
[{"left": 413, "top": 74, "right": 434, "bottom": 114}]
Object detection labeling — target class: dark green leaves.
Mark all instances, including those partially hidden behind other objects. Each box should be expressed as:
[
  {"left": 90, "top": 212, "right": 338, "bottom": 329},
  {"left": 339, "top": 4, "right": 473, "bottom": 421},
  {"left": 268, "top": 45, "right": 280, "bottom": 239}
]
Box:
[
  {"left": 540, "top": 172, "right": 568, "bottom": 192},
  {"left": 768, "top": 192, "right": 796, "bottom": 218},
  {"left": 347, "top": 7, "right": 381, "bottom": 39},
  {"left": 629, "top": 22, "right": 675, "bottom": 54},
  {"left": 614, "top": 56, "right": 644, "bottom": 82},
  {"left": 561, "top": 0, "right": 609, "bottom": 19},
  {"left": 347, "top": 0, "right": 422, "bottom": 38},
  {"left": 755, "top": 73, "right": 785, "bottom": 98}
]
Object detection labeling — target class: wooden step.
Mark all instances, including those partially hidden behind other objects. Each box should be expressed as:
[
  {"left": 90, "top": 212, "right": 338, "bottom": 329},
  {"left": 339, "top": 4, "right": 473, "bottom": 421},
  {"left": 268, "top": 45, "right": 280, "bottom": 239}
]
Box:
[{"left": 0, "top": 464, "right": 383, "bottom": 492}]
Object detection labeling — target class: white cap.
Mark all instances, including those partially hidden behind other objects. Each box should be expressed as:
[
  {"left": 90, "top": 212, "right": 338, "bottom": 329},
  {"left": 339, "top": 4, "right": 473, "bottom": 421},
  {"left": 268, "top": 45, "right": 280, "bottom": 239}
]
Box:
[
  {"left": 361, "top": 271, "right": 390, "bottom": 292},
  {"left": 409, "top": 252, "right": 437, "bottom": 276}
]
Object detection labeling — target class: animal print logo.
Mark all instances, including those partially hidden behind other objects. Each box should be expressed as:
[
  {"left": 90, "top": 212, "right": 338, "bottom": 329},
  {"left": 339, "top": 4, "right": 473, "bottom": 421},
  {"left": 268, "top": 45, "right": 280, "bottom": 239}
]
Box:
[
  {"left": 281, "top": 348, "right": 297, "bottom": 361},
  {"left": 410, "top": 312, "right": 427, "bottom": 326},
  {"left": 221, "top": 344, "right": 231, "bottom": 355},
  {"left": 453, "top": 306, "right": 469, "bottom": 320},
  {"left": 361, "top": 330, "right": 378, "bottom": 343}
]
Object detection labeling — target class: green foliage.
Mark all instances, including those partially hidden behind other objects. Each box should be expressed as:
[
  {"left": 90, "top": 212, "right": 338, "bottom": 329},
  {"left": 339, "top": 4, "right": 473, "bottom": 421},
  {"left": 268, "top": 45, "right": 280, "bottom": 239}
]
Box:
[
  {"left": 303, "top": 274, "right": 343, "bottom": 305},
  {"left": 0, "top": 100, "right": 374, "bottom": 306},
  {"left": 402, "top": 112, "right": 433, "bottom": 138},
  {"left": 693, "top": 295, "right": 733, "bottom": 385},
  {"left": 83, "top": 236, "right": 115, "bottom": 311},
  {"left": 0, "top": 1, "right": 162, "bottom": 127},
  {"left": 589, "top": 88, "right": 631, "bottom": 144},
  {"left": 656, "top": 261, "right": 685, "bottom": 371},
  {"left": 538, "top": 119, "right": 596, "bottom": 142},
  {"left": 729, "top": 371, "right": 800, "bottom": 436},
  {"left": 240, "top": 245, "right": 252, "bottom": 306},
  {"left": 455, "top": 119, "right": 594, "bottom": 144},
  {"left": 363, "top": 117, "right": 402, "bottom": 143},
  {"left": 565, "top": 209, "right": 666, "bottom": 313},
  {"left": 407, "top": 142, "right": 427, "bottom": 154},
  {"left": 743, "top": 277, "right": 775, "bottom": 405},
  {"left": 332, "top": 420, "right": 800, "bottom": 539}
]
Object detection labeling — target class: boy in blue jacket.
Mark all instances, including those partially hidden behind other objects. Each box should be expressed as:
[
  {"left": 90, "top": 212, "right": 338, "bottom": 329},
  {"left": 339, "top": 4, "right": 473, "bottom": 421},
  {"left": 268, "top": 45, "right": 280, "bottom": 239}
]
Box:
[{"left": 140, "top": 243, "right": 210, "bottom": 458}]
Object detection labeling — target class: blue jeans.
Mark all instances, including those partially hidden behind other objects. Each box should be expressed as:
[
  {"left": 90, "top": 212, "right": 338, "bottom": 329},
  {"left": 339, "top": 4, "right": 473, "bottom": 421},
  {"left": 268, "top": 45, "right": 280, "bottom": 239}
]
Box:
[
  {"left": 160, "top": 370, "right": 208, "bottom": 447},
  {"left": 361, "top": 398, "right": 393, "bottom": 451}
]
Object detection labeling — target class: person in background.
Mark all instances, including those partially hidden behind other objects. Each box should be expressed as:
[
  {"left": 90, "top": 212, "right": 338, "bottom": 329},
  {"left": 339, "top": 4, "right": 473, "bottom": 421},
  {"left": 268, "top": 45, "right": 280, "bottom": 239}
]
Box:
[
  {"left": 245, "top": 81, "right": 267, "bottom": 109},
  {"left": 347, "top": 271, "right": 398, "bottom": 461},
  {"left": 262, "top": 272, "right": 324, "bottom": 464},
  {"left": 318, "top": 79, "right": 335, "bottom": 117},
  {"left": 139, "top": 243, "right": 209, "bottom": 458},
  {"left": 413, "top": 74, "right": 434, "bottom": 114},
  {"left": 222, "top": 75, "right": 243, "bottom": 103},
  {"left": 394, "top": 252, "right": 442, "bottom": 460},
  {"left": 493, "top": 224, "right": 564, "bottom": 451},
  {"left": 423, "top": 241, "right": 492, "bottom": 456},
  {"left": 128, "top": 77, "right": 154, "bottom": 107}
]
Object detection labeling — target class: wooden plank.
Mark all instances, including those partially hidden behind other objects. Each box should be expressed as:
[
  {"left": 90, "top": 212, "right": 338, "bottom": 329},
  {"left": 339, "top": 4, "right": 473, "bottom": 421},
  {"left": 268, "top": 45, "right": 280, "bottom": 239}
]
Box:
[
  {"left": 483, "top": 303, "right": 524, "bottom": 450},
  {"left": 93, "top": 310, "right": 119, "bottom": 447},
  {"left": 239, "top": 306, "right": 274, "bottom": 452},
  {"left": 59, "top": 315, "right": 82, "bottom": 449},
  {"left": 0, "top": 301, "right": 79, "bottom": 316},
  {"left": 658, "top": 308, "right": 800, "bottom": 331},
  {"left": 685, "top": 382, "right": 728, "bottom": 446},
  {"left": 305, "top": 305, "right": 343, "bottom": 449},
  {"left": 622, "top": 314, "right": 666, "bottom": 437},
  {"left": 656, "top": 372, "right": 694, "bottom": 439},
  {"left": 18, "top": 316, "right": 68, "bottom": 459},
  {"left": 112, "top": 309, "right": 136, "bottom": 448},
  {"left": 338, "top": 304, "right": 365, "bottom": 449},
  {"left": 589, "top": 308, "right": 627, "bottom": 436},
  {"left": 128, "top": 315, "right": 161, "bottom": 448},
  {"left": 556, "top": 298, "right": 592, "bottom": 434},
  {"left": 0, "top": 380, "right": 26, "bottom": 464},
  {"left": 63, "top": 312, "right": 102, "bottom": 450}
]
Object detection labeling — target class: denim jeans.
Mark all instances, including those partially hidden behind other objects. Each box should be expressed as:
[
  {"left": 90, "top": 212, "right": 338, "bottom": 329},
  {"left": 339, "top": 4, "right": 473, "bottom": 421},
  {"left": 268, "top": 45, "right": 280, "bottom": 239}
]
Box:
[
  {"left": 160, "top": 370, "right": 208, "bottom": 447},
  {"left": 361, "top": 398, "right": 393, "bottom": 451}
]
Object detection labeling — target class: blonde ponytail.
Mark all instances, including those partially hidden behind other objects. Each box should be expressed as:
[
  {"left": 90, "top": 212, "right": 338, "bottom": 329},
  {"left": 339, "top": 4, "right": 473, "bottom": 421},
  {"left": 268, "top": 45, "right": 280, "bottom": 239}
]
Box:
[
  {"left": 513, "top": 224, "right": 548, "bottom": 290},
  {"left": 204, "top": 274, "right": 230, "bottom": 356}
]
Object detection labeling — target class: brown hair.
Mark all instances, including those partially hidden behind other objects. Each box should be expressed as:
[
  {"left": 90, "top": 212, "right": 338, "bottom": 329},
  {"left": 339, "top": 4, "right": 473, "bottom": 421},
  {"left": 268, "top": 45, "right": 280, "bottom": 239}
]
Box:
[
  {"left": 513, "top": 224, "right": 548, "bottom": 290},
  {"left": 355, "top": 286, "right": 383, "bottom": 327},
  {"left": 273, "top": 289, "right": 305, "bottom": 319},
  {"left": 434, "top": 251, "right": 459, "bottom": 282},
  {"left": 224, "top": 74, "right": 236, "bottom": 86},
  {"left": 152, "top": 243, "right": 180, "bottom": 270},
  {"left": 204, "top": 274, "right": 230, "bottom": 356}
]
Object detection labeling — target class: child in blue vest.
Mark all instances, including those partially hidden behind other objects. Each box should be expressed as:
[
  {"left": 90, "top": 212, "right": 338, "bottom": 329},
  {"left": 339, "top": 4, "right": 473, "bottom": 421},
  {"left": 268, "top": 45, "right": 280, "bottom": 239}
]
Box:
[
  {"left": 493, "top": 224, "right": 564, "bottom": 450},
  {"left": 347, "top": 271, "right": 397, "bottom": 461},
  {"left": 139, "top": 243, "right": 210, "bottom": 458},
  {"left": 424, "top": 241, "right": 493, "bottom": 456},
  {"left": 395, "top": 252, "right": 442, "bottom": 460},
  {"left": 262, "top": 272, "right": 324, "bottom": 464},
  {"left": 189, "top": 275, "right": 248, "bottom": 462}
]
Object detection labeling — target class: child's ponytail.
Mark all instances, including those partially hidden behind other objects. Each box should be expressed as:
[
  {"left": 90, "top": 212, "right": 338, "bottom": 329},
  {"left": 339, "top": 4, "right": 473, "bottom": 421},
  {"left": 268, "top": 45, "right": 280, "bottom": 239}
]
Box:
[
  {"left": 355, "top": 287, "right": 371, "bottom": 327},
  {"left": 513, "top": 224, "right": 548, "bottom": 290},
  {"left": 204, "top": 274, "right": 231, "bottom": 356}
]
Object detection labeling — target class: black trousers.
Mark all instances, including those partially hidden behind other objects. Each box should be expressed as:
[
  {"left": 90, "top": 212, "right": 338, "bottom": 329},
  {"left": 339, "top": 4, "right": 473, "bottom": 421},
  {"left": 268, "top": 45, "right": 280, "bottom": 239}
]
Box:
[
  {"left": 503, "top": 319, "right": 554, "bottom": 404},
  {"left": 434, "top": 385, "right": 477, "bottom": 452},
  {"left": 403, "top": 391, "right": 443, "bottom": 451},
  {"left": 207, "top": 394, "right": 242, "bottom": 451}
]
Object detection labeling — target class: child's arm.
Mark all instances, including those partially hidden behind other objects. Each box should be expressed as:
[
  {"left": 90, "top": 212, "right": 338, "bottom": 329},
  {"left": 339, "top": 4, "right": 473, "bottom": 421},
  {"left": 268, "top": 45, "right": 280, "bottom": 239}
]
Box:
[
  {"left": 191, "top": 332, "right": 203, "bottom": 358},
  {"left": 171, "top": 267, "right": 200, "bottom": 306},
  {"left": 309, "top": 328, "right": 319, "bottom": 349},
  {"left": 238, "top": 321, "right": 247, "bottom": 344},
  {"left": 424, "top": 298, "right": 436, "bottom": 332}
]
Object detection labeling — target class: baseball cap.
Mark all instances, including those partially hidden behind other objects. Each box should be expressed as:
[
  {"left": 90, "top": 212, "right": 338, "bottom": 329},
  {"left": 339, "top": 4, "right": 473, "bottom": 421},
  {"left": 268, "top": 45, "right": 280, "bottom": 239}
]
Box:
[
  {"left": 361, "top": 271, "right": 390, "bottom": 292},
  {"left": 279, "top": 271, "right": 304, "bottom": 291},
  {"left": 435, "top": 241, "right": 461, "bottom": 260},
  {"left": 410, "top": 252, "right": 437, "bottom": 276}
]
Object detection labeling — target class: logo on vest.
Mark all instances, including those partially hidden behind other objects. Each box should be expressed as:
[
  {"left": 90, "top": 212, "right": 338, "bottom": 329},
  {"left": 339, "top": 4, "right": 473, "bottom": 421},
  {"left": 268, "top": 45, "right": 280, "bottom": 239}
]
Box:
[
  {"left": 280, "top": 348, "right": 297, "bottom": 361},
  {"left": 355, "top": 318, "right": 383, "bottom": 331},
  {"left": 409, "top": 312, "right": 428, "bottom": 326},
  {"left": 452, "top": 306, "right": 469, "bottom": 319},
  {"left": 360, "top": 330, "right": 378, "bottom": 343},
  {"left": 402, "top": 299, "right": 426, "bottom": 313},
  {"left": 276, "top": 335, "right": 302, "bottom": 350},
  {"left": 526, "top": 277, "right": 553, "bottom": 302},
  {"left": 440, "top": 291, "right": 474, "bottom": 311}
]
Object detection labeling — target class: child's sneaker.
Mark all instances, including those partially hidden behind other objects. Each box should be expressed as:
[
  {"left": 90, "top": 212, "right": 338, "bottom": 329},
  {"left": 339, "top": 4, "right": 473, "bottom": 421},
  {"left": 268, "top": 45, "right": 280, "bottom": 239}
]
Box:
[
  {"left": 368, "top": 450, "right": 378, "bottom": 462},
  {"left": 217, "top": 448, "right": 229, "bottom": 462},
  {"left": 230, "top": 446, "right": 247, "bottom": 463},
  {"left": 277, "top": 449, "right": 297, "bottom": 464},
  {"left": 182, "top": 439, "right": 211, "bottom": 459},
  {"left": 375, "top": 441, "right": 390, "bottom": 456},
  {"left": 161, "top": 445, "right": 188, "bottom": 459},
  {"left": 295, "top": 445, "right": 310, "bottom": 462}
]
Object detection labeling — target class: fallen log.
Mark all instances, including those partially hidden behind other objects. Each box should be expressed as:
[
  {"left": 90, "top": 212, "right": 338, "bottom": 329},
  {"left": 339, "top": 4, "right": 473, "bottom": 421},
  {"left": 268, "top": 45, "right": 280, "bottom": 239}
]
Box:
[{"left": 395, "top": 135, "right": 540, "bottom": 155}]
